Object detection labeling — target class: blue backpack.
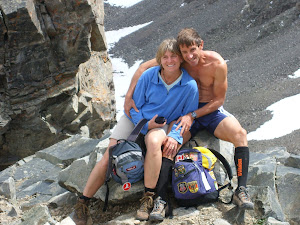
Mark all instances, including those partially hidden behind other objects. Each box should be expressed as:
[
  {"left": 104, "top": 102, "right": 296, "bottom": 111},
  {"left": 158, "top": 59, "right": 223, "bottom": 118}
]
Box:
[
  {"left": 172, "top": 147, "right": 233, "bottom": 207},
  {"left": 110, "top": 140, "right": 144, "bottom": 184},
  {"left": 103, "top": 119, "right": 147, "bottom": 211}
]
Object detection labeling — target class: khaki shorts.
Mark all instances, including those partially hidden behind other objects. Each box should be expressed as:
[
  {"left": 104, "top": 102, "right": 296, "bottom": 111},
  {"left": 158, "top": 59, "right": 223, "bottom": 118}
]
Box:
[{"left": 110, "top": 115, "right": 169, "bottom": 140}]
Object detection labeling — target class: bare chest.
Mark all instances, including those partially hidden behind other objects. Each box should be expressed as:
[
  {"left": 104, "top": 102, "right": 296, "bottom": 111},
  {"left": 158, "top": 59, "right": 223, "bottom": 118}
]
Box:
[
  {"left": 187, "top": 67, "right": 215, "bottom": 102},
  {"left": 188, "top": 67, "right": 214, "bottom": 88}
]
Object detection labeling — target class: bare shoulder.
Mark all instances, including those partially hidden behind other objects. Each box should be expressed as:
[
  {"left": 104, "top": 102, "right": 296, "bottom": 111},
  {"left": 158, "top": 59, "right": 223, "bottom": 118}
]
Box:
[
  {"left": 206, "top": 51, "right": 226, "bottom": 65},
  {"left": 204, "top": 51, "right": 227, "bottom": 82},
  {"left": 207, "top": 51, "right": 227, "bottom": 73}
]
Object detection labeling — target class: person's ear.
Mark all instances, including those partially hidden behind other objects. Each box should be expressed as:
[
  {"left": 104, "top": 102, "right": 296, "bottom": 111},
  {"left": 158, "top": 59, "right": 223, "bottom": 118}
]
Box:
[{"left": 199, "top": 40, "right": 204, "bottom": 49}]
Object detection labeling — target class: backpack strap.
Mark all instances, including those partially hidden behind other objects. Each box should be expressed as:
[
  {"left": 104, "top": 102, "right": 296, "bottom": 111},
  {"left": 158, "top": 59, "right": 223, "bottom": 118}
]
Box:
[
  {"left": 208, "top": 148, "right": 234, "bottom": 203},
  {"left": 103, "top": 144, "right": 116, "bottom": 212},
  {"left": 207, "top": 148, "right": 233, "bottom": 180},
  {"left": 127, "top": 118, "right": 148, "bottom": 142}
]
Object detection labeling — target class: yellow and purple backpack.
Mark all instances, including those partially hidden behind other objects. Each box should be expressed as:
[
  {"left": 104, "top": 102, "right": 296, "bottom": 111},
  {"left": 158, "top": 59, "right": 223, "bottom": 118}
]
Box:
[{"left": 172, "top": 146, "right": 233, "bottom": 207}]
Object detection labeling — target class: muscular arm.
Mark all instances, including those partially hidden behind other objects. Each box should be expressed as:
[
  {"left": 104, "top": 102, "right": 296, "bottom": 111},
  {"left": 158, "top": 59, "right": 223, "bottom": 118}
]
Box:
[
  {"left": 124, "top": 58, "right": 158, "bottom": 117},
  {"left": 176, "top": 60, "right": 228, "bottom": 135}
]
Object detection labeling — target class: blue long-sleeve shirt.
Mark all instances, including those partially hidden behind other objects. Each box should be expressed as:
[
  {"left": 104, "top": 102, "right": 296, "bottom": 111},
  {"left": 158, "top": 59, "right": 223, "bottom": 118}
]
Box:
[{"left": 127, "top": 66, "right": 199, "bottom": 144}]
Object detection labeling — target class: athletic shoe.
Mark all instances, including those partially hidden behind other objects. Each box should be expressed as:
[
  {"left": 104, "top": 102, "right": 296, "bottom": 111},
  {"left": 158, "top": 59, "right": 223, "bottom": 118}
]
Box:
[
  {"left": 149, "top": 196, "right": 168, "bottom": 221},
  {"left": 232, "top": 186, "right": 254, "bottom": 210},
  {"left": 72, "top": 198, "right": 90, "bottom": 225},
  {"left": 136, "top": 191, "right": 155, "bottom": 220}
]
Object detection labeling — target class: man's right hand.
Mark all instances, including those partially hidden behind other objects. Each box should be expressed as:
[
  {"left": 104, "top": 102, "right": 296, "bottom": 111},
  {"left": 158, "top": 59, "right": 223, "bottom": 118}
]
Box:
[
  {"left": 124, "top": 96, "right": 139, "bottom": 118},
  {"left": 123, "top": 58, "right": 158, "bottom": 118}
]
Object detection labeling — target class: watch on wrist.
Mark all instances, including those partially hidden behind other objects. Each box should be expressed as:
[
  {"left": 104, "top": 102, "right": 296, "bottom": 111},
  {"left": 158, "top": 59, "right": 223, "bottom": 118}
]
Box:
[{"left": 191, "top": 111, "right": 197, "bottom": 119}]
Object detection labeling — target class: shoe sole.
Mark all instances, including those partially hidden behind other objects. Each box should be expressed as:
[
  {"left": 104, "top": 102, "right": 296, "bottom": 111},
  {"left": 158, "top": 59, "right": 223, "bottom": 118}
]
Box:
[
  {"left": 232, "top": 196, "right": 254, "bottom": 210},
  {"left": 136, "top": 216, "right": 149, "bottom": 221},
  {"left": 149, "top": 214, "right": 164, "bottom": 221},
  {"left": 240, "top": 203, "right": 254, "bottom": 210},
  {"left": 233, "top": 200, "right": 254, "bottom": 210}
]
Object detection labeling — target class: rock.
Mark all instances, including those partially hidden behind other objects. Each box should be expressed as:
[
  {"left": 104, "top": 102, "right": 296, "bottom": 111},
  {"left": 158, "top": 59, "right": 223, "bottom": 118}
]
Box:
[
  {"left": 0, "top": 177, "right": 16, "bottom": 200},
  {"left": 36, "top": 135, "right": 101, "bottom": 167},
  {"left": 249, "top": 186, "right": 285, "bottom": 222},
  {"left": 284, "top": 154, "right": 300, "bottom": 169},
  {"left": 48, "top": 191, "right": 77, "bottom": 208},
  {"left": 0, "top": 0, "right": 115, "bottom": 166},
  {"left": 19, "top": 204, "right": 57, "bottom": 225},
  {"left": 0, "top": 132, "right": 299, "bottom": 224},
  {"left": 213, "top": 218, "right": 231, "bottom": 225},
  {"left": 248, "top": 151, "right": 277, "bottom": 190},
  {"left": 276, "top": 165, "right": 300, "bottom": 224},
  {"left": 0, "top": 198, "right": 19, "bottom": 219},
  {"left": 267, "top": 217, "right": 291, "bottom": 225}
]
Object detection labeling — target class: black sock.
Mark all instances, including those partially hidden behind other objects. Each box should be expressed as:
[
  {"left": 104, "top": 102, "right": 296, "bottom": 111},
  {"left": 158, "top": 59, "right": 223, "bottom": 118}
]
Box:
[
  {"left": 234, "top": 146, "right": 250, "bottom": 188},
  {"left": 79, "top": 195, "right": 91, "bottom": 202},
  {"left": 145, "top": 187, "right": 156, "bottom": 193},
  {"left": 156, "top": 157, "right": 174, "bottom": 201}
]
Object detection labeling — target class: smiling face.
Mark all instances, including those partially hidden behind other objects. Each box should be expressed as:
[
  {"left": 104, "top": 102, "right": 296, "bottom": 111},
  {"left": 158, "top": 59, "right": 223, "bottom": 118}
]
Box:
[
  {"left": 179, "top": 42, "right": 203, "bottom": 67},
  {"left": 160, "top": 50, "right": 182, "bottom": 72}
]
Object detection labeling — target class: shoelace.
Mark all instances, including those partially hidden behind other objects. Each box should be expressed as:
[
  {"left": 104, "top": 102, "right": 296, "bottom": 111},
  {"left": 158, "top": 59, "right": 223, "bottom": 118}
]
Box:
[
  {"left": 238, "top": 187, "right": 250, "bottom": 201},
  {"left": 152, "top": 199, "right": 166, "bottom": 213},
  {"left": 139, "top": 195, "right": 153, "bottom": 211},
  {"left": 74, "top": 201, "right": 89, "bottom": 219}
]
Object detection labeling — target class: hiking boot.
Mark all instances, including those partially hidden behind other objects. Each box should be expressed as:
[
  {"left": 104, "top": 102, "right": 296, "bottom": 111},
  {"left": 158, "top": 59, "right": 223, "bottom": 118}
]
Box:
[
  {"left": 72, "top": 198, "right": 91, "bottom": 225},
  {"left": 149, "top": 196, "right": 168, "bottom": 221},
  {"left": 136, "top": 191, "right": 155, "bottom": 220},
  {"left": 232, "top": 186, "right": 254, "bottom": 210}
]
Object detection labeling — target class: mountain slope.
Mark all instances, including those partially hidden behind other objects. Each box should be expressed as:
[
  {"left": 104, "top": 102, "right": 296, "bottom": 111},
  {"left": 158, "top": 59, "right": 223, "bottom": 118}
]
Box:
[{"left": 104, "top": 0, "right": 300, "bottom": 153}]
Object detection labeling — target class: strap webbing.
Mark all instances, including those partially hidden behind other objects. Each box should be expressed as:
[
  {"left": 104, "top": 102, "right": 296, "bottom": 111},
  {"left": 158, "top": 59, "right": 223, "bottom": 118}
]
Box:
[
  {"left": 103, "top": 145, "right": 115, "bottom": 211},
  {"left": 208, "top": 148, "right": 233, "bottom": 180},
  {"left": 127, "top": 118, "right": 147, "bottom": 142}
]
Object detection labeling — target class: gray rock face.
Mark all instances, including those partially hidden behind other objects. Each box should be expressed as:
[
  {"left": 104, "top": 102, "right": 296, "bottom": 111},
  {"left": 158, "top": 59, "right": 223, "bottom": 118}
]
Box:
[{"left": 0, "top": 0, "right": 116, "bottom": 165}]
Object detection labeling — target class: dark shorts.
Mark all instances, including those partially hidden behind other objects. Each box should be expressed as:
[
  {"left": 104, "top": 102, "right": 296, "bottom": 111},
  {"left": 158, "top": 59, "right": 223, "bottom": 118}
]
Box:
[{"left": 190, "top": 103, "right": 232, "bottom": 137}]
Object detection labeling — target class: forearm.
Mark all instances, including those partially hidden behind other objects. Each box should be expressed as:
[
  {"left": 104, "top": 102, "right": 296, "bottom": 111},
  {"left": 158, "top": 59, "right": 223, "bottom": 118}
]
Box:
[
  {"left": 125, "top": 59, "right": 158, "bottom": 98},
  {"left": 194, "top": 98, "right": 224, "bottom": 118}
]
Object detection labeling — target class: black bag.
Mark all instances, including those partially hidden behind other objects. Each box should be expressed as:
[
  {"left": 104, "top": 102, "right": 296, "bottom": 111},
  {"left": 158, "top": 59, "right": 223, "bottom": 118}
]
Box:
[
  {"left": 172, "top": 141, "right": 233, "bottom": 207},
  {"left": 103, "top": 118, "right": 147, "bottom": 211}
]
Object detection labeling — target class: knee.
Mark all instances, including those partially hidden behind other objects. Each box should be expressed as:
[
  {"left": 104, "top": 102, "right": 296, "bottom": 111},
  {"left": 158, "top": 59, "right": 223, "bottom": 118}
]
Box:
[
  {"left": 233, "top": 128, "right": 248, "bottom": 146},
  {"left": 145, "top": 138, "right": 162, "bottom": 156},
  {"left": 239, "top": 128, "right": 247, "bottom": 139},
  {"left": 145, "top": 134, "right": 162, "bottom": 148}
]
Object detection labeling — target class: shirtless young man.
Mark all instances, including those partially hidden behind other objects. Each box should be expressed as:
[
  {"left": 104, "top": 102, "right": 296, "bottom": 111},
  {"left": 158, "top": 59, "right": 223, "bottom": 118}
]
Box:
[{"left": 124, "top": 28, "right": 254, "bottom": 210}]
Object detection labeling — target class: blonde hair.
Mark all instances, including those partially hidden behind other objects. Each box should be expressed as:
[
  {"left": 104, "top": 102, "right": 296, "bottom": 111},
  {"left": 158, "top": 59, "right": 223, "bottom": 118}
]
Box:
[{"left": 156, "top": 39, "right": 181, "bottom": 67}]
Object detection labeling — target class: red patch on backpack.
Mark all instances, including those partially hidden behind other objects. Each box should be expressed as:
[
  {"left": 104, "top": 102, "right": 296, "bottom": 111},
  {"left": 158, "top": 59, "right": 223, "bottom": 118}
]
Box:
[
  {"left": 123, "top": 182, "right": 131, "bottom": 191},
  {"left": 126, "top": 165, "right": 137, "bottom": 171}
]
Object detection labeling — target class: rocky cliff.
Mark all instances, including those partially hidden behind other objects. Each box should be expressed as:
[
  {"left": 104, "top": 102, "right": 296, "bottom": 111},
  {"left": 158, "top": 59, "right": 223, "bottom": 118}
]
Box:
[{"left": 0, "top": 0, "right": 116, "bottom": 168}]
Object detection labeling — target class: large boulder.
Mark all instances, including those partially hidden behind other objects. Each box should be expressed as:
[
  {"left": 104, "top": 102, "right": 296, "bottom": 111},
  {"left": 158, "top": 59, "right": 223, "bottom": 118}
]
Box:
[{"left": 0, "top": 0, "right": 115, "bottom": 166}]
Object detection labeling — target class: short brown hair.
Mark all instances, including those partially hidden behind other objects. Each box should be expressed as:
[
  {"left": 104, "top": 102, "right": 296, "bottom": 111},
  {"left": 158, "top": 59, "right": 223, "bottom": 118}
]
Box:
[
  {"left": 177, "top": 28, "right": 202, "bottom": 47},
  {"left": 156, "top": 39, "right": 181, "bottom": 67}
]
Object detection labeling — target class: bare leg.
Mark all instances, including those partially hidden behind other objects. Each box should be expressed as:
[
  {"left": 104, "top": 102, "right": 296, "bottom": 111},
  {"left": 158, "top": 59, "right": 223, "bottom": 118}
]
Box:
[
  {"left": 82, "top": 138, "right": 117, "bottom": 198},
  {"left": 213, "top": 117, "right": 248, "bottom": 147},
  {"left": 214, "top": 117, "right": 253, "bottom": 208},
  {"left": 144, "top": 128, "right": 166, "bottom": 189}
]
